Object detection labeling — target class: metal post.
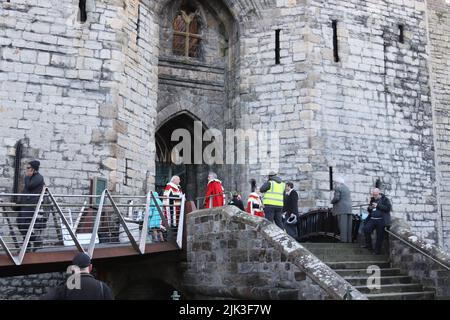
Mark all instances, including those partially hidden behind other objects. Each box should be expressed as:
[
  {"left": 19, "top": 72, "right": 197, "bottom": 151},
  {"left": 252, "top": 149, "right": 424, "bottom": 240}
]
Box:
[
  {"left": 176, "top": 195, "right": 186, "bottom": 249},
  {"left": 139, "top": 192, "right": 151, "bottom": 254},
  {"left": 73, "top": 200, "right": 87, "bottom": 231},
  {"left": 88, "top": 190, "right": 106, "bottom": 258},
  {"left": 105, "top": 190, "right": 140, "bottom": 254},
  {"left": 128, "top": 200, "right": 134, "bottom": 219},
  {"left": 0, "top": 234, "right": 18, "bottom": 265}
]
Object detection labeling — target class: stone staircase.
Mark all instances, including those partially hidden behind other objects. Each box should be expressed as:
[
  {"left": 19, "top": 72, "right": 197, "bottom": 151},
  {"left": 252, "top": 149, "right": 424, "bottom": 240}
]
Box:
[{"left": 302, "top": 242, "right": 435, "bottom": 300}]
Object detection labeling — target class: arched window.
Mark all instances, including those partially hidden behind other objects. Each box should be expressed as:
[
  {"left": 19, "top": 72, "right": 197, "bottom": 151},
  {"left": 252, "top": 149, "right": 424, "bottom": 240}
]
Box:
[{"left": 172, "top": 6, "right": 201, "bottom": 58}]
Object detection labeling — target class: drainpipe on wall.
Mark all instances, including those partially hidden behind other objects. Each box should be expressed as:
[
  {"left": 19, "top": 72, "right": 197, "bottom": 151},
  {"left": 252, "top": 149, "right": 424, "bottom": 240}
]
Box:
[{"left": 12, "top": 140, "right": 23, "bottom": 208}]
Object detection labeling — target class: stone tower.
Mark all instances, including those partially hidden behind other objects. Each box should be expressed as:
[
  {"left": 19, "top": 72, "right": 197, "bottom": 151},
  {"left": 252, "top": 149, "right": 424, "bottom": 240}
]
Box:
[{"left": 0, "top": 0, "right": 449, "bottom": 249}]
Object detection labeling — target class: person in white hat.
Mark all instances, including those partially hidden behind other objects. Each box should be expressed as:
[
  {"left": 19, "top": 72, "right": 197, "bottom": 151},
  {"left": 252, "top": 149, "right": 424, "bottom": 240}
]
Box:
[{"left": 331, "top": 176, "right": 353, "bottom": 242}]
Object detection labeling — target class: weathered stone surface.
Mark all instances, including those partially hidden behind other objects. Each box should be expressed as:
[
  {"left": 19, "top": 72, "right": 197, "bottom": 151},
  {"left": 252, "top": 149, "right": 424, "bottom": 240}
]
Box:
[
  {"left": 0, "top": 272, "right": 65, "bottom": 300},
  {"left": 389, "top": 216, "right": 450, "bottom": 298},
  {"left": 184, "top": 206, "right": 367, "bottom": 299},
  {"left": 0, "top": 0, "right": 449, "bottom": 253}
]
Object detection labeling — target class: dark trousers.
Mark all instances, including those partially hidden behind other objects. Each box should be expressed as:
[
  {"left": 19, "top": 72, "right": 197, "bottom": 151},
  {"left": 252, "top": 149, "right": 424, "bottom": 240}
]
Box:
[
  {"left": 264, "top": 206, "right": 284, "bottom": 230},
  {"left": 337, "top": 214, "right": 353, "bottom": 243},
  {"left": 363, "top": 218, "right": 385, "bottom": 253},
  {"left": 352, "top": 216, "right": 361, "bottom": 242},
  {"left": 283, "top": 214, "right": 299, "bottom": 239},
  {"left": 17, "top": 211, "right": 45, "bottom": 244}
]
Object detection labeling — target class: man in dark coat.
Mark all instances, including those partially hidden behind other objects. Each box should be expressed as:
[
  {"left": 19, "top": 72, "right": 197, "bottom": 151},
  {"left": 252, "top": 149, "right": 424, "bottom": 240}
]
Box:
[
  {"left": 42, "top": 252, "right": 114, "bottom": 300},
  {"left": 282, "top": 182, "right": 299, "bottom": 239},
  {"left": 363, "top": 188, "right": 392, "bottom": 254},
  {"left": 17, "top": 160, "right": 45, "bottom": 247}
]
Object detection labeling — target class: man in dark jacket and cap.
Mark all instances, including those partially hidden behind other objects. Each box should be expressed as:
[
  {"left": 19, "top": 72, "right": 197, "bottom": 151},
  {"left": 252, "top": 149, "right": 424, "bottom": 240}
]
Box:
[
  {"left": 17, "top": 160, "right": 45, "bottom": 248},
  {"left": 42, "top": 252, "right": 114, "bottom": 300},
  {"left": 260, "top": 171, "right": 285, "bottom": 229}
]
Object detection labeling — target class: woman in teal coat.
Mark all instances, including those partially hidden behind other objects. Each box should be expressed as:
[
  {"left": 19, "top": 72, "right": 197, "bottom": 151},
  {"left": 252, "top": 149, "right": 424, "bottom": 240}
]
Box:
[{"left": 148, "top": 191, "right": 165, "bottom": 242}]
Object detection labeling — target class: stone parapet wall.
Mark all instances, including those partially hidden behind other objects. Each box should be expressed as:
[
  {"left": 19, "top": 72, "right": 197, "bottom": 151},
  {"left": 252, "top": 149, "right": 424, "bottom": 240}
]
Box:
[
  {"left": 0, "top": 0, "right": 449, "bottom": 250},
  {"left": 184, "top": 205, "right": 367, "bottom": 300},
  {"left": 388, "top": 217, "right": 450, "bottom": 298},
  {"left": 426, "top": 0, "right": 450, "bottom": 249},
  {"left": 0, "top": 272, "right": 65, "bottom": 300}
]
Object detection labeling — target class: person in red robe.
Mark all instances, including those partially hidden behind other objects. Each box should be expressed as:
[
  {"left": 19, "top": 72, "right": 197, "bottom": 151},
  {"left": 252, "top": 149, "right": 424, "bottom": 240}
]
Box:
[
  {"left": 247, "top": 179, "right": 264, "bottom": 217},
  {"left": 204, "top": 172, "right": 225, "bottom": 208},
  {"left": 163, "top": 175, "right": 183, "bottom": 228}
]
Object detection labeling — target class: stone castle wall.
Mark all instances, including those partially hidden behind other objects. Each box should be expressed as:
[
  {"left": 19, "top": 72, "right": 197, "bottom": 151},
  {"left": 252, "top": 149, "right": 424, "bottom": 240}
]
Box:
[
  {"left": 310, "top": 0, "right": 437, "bottom": 242},
  {"left": 427, "top": 0, "right": 450, "bottom": 250},
  {"left": 0, "top": 272, "right": 65, "bottom": 300},
  {"left": 0, "top": 0, "right": 449, "bottom": 248},
  {"left": 183, "top": 205, "right": 367, "bottom": 300}
]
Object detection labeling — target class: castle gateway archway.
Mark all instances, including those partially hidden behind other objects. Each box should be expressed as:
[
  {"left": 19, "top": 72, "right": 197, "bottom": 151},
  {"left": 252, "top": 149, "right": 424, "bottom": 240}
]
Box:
[
  {"left": 155, "top": 112, "right": 212, "bottom": 201},
  {"left": 156, "top": 0, "right": 241, "bottom": 201}
]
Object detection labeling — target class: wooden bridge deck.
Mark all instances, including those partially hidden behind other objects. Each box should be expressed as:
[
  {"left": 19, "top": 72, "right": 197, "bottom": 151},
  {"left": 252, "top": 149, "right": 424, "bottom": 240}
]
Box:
[{"left": 0, "top": 241, "right": 180, "bottom": 277}]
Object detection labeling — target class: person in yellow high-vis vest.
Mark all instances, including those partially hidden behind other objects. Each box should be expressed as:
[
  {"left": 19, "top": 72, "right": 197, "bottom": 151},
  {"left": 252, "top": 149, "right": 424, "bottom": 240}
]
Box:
[{"left": 260, "top": 171, "right": 285, "bottom": 229}]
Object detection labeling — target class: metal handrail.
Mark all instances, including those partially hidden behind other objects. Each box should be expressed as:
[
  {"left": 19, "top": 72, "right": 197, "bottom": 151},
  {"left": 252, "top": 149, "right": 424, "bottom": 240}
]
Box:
[
  {"left": 195, "top": 191, "right": 232, "bottom": 209},
  {"left": 176, "top": 195, "right": 186, "bottom": 249},
  {"left": 385, "top": 227, "right": 450, "bottom": 272},
  {"left": 0, "top": 189, "right": 184, "bottom": 265},
  {"left": 352, "top": 203, "right": 370, "bottom": 208}
]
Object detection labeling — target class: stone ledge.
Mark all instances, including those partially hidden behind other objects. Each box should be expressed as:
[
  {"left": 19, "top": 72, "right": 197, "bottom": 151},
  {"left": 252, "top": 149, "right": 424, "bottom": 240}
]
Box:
[
  {"left": 390, "top": 217, "right": 450, "bottom": 269},
  {"left": 187, "top": 206, "right": 368, "bottom": 300}
]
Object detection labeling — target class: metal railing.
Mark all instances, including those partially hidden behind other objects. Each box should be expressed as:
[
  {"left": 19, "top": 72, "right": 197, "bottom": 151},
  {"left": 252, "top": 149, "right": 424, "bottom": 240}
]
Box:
[
  {"left": 297, "top": 204, "right": 370, "bottom": 241},
  {"left": 385, "top": 228, "right": 450, "bottom": 272},
  {"left": 297, "top": 208, "right": 339, "bottom": 241},
  {"left": 0, "top": 188, "right": 186, "bottom": 265},
  {"left": 353, "top": 201, "right": 450, "bottom": 271},
  {"left": 195, "top": 191, "right": 232, "bottom": 209}
]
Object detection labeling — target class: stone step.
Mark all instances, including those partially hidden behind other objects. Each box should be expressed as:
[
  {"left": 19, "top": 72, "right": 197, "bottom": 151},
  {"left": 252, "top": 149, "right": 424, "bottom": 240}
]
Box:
[
  {"left": 305, "top": 247, "right": 377, "bottom": 256},
  {"left": 320, "top": 254, "right": 389, "bottom": 262},
  {"left": 344, "top": 275, "right": 413, "bottom": 286},
  {"left": 354, "top": 283, "right": 424, "bottom": 294},
  {"left": 365, "top": 291, "right": 435, "bottom": 300},
  {"left": 302, "top": 243, "right": 363, "bottom": 249},
  {"left": 327, "top": 261, "right": 391, "bottom": 269},
  {"left": 334, "top": 268, "right": 401, "bottom": 277}
]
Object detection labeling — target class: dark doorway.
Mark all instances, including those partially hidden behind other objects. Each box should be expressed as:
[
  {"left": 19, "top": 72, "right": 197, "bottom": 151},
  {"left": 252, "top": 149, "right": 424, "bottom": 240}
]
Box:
[
  {"left": 155, "top": 113, "right": 210, "bottom": 202},
  {"left": 115, "top": 279, "right": 178, "bottom": 300}
]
